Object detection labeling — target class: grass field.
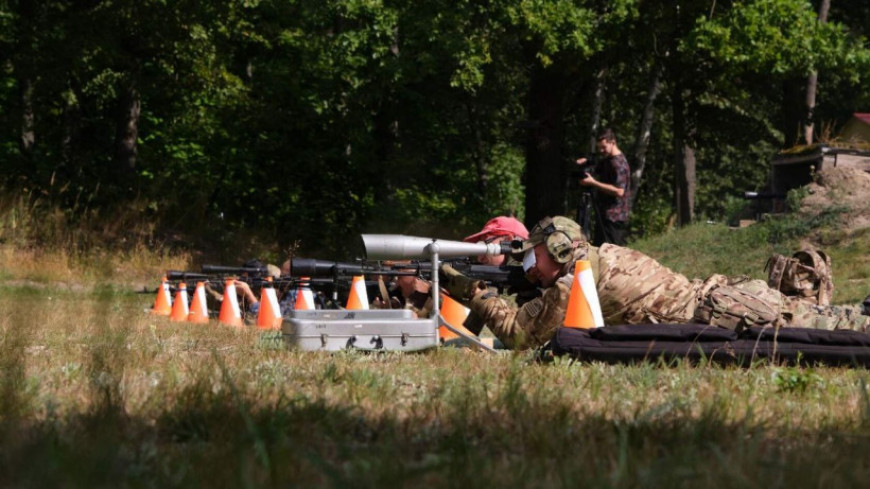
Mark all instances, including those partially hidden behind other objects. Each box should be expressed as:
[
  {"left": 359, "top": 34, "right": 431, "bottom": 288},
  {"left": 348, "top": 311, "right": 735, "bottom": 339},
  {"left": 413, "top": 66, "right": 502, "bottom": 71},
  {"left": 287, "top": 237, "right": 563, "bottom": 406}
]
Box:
[
  {"left": 1, "top": 204, "right": 870, "bottom": 486},
  {"left": 1, "top": 285, "right": 870, "bottom": 486}
]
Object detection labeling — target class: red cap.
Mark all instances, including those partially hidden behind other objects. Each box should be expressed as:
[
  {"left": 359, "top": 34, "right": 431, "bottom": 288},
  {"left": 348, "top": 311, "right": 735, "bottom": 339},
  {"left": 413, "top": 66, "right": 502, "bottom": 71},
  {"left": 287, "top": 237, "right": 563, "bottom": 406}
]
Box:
[{"left": 463, "top": 216, "right": 529, "bottom": 243}]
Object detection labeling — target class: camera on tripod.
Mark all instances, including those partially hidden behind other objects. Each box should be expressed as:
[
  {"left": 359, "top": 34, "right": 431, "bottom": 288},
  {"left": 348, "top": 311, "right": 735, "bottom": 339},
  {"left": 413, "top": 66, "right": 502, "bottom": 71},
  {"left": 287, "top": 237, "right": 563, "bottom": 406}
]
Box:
[{"left": 570, "top": 156, "right": 596, "bottom": 180}]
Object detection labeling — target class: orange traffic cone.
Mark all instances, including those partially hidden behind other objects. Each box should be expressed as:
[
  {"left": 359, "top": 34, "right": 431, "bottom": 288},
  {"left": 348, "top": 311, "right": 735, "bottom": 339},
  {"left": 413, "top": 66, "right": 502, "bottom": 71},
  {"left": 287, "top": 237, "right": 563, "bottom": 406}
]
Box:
[
  {"left": 345, "top": 275, "right": 369, "bottom": 310},
  {"left": 187, "top": 281, "right": 210, "bottom": 324},
  {"left": 169, "top": 282, "right": 190, "bottom": 322},
  {"left": 294, "top": 277, "right": 316, "bottom": 310},
  {"left": 257, "top": 278, "right": 283, "bottom": 330},
  {"left": 563, "top": 260, "right": 604, "bottom": 329},
  {"left": 150, "top": 276, "right": 173, "bottom": 316},
  {"left": 439, "top": 294, "right": 475, "bottom": 341},
  {"left": 219, "top": 278, "right": 244, "bottom": 327}
]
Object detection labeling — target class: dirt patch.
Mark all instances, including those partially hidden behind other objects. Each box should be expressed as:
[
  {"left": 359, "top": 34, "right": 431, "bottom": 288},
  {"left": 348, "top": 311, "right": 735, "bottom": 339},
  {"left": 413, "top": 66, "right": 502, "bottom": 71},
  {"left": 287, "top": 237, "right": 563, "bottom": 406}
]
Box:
[{"left": 800, "top": 168, "right": 870, "bottom": 232}]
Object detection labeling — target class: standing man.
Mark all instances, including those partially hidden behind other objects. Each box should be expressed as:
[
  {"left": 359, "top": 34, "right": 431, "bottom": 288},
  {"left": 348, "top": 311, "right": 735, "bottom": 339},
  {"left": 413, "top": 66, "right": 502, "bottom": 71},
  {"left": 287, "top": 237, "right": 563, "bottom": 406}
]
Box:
[{"left": 576, "top": 128, "right": 631, "bottom": 245}]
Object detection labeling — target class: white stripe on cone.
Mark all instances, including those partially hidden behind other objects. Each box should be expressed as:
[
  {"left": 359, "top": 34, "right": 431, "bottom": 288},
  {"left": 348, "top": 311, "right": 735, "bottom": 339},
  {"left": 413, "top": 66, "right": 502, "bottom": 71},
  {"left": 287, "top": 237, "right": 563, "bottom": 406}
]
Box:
[
  {"left": 191, "top": 285, "right": 208, "bottom": 317},
  {"left": 295, "top": 277, "right": 316, "bottom": 310},
  {"left": 299, "top": 288, "right": 315, "bottom": 309},
  {"left": 170, "top": 286, "right": 189, "bottom": 321},
  {"left": 577, "top": 265, "right": 604, "bottom": 327},
  {"left": 224, "top": 282, "right": 241, "bottom": 317},
  {"left": 349, "top": 276, "right": 369, "bottom": 310},
  {"left": 264, "top": 287, "right": 281, "bottom": 318},
  {"left": 160, "top": 281, "right": 172, "bottom": 305}
]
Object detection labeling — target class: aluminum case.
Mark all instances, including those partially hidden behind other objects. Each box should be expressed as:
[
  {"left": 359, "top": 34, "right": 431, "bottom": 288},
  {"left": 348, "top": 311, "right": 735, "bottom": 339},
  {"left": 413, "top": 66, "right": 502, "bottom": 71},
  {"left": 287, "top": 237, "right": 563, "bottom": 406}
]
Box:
[{"left": 282, "top": 309, "right": 439, "bottom": 352}]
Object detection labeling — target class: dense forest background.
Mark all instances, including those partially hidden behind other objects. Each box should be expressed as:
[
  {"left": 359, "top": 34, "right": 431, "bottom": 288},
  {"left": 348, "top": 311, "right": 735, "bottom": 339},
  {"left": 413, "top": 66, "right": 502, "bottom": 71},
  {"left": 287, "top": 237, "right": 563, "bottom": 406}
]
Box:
[{"left": 1, "top": 0, "right": 868, "bottom": 258}]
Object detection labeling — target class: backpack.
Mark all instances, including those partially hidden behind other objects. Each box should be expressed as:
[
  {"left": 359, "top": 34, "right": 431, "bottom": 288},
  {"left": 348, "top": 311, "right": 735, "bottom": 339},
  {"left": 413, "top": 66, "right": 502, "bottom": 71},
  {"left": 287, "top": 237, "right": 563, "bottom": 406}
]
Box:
[
  {"left": 765, "top": 249, "right": 833, "bottom": 307},
  {"left": 693, "top": 284, "right": 781, "bottom": 332}
]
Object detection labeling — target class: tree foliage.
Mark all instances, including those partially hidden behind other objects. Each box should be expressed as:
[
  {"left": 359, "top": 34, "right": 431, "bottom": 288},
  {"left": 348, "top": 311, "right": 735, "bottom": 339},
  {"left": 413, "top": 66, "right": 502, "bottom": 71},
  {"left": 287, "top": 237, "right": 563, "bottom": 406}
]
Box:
[{"left": 0, "top": 0, "right": 867, "bottom": 257}]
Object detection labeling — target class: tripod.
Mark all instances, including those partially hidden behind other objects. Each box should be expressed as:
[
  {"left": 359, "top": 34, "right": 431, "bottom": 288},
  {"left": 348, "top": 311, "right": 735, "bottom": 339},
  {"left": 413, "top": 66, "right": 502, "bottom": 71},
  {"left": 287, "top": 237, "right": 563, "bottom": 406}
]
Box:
[{"left": 574, "top": 187, "right": 613, "bottom": 245}]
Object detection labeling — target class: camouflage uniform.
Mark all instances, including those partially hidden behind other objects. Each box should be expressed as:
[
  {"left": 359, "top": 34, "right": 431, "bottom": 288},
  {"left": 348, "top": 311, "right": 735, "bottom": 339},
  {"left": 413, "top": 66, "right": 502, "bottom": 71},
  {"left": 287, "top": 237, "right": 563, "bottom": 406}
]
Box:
[
  {"left": 468, "top": 243, "right": 710, "bottom": 348},
  {"left": 469, "top": 240, "right": 869, "bottom": 348},
  {"left": 728, "top": 279, "right": 868, "bottom": 332},
  {"left": 469, "top": 262, "right": 573, "bottom": 349}
]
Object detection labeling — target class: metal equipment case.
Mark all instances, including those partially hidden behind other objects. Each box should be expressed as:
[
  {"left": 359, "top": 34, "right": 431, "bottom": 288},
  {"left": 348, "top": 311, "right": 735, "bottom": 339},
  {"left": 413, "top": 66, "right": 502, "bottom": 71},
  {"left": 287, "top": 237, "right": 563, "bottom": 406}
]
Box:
[{"left": 282, "top": 309, "right": 439, "bottom": 352}]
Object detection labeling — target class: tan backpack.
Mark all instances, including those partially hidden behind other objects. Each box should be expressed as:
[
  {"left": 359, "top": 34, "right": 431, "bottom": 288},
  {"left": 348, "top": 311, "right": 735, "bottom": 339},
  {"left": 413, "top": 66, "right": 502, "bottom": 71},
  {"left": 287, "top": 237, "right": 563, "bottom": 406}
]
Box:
[
  {"left": 693, "top": 282, "right": 782, "bottom": 332},
  {"left": 765, "top": 249, "right": 833, "bottom": 306}
]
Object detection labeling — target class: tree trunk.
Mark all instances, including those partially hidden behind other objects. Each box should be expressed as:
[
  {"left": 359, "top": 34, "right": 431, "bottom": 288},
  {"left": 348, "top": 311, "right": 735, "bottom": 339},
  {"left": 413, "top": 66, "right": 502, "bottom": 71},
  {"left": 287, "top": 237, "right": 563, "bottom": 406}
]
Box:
[
  {"left": 19, "top": 78, "right": 35, "bottom": 158},
  {"left": 16, "top": 0, "right": 36, "bottom": 162},
  {"left": 803, "top": 0, "right": 831, "bottom": 145},
  {"left": 524, "top": 65, "right": 567, "bottom": 225},
  {"left": 630, "top": 64, "right": 662, "bottom": 207},
  {"left": 468, "top": 103, "right": 489, "bottom": 197},
  {"left": 113, "top": 74, "right": 140, "bottom": 182},
  {"left": 588, "top": 68, "right": 607, "bottom": 153},
  {"left": 780, "top": 78, "right": 804, "bottom": 148},
  {"left": 672, "top": 81, "right": 695, "bottom": 226}
]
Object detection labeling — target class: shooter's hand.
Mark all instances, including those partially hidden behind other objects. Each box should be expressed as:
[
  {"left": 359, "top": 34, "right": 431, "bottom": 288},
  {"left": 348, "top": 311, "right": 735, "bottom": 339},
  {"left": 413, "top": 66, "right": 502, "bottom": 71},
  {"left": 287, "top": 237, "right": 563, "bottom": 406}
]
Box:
[{"left": 441, "top": 264, "right": 487, "bottom": 302}]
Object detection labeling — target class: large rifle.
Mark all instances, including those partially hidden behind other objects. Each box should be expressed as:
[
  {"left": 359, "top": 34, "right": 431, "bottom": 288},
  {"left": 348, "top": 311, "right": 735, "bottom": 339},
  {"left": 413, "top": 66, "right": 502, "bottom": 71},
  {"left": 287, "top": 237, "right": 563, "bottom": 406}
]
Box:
[
  {"left": 290, "top": 257, "right": 533, "bottom": 295},
  {"left": 357, "top": 234, "right": 519, "bottom": 353}
]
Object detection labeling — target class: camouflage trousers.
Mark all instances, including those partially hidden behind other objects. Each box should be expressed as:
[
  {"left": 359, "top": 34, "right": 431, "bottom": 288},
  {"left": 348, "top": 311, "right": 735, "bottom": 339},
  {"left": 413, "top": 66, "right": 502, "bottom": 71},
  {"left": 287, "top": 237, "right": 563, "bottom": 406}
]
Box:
[
  {"left": 731, "top": 279, "right": 870, "bottom": 333},
  {"left": 595, "top": 243, "right": 869, "bottom": 333}
]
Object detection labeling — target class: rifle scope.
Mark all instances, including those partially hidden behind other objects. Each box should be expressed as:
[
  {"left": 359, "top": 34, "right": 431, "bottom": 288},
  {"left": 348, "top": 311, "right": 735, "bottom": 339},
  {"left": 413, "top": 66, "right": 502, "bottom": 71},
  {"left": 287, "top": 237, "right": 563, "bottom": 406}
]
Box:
[{"left": 290, "top": 258, "right": 418, "bottom": 278}]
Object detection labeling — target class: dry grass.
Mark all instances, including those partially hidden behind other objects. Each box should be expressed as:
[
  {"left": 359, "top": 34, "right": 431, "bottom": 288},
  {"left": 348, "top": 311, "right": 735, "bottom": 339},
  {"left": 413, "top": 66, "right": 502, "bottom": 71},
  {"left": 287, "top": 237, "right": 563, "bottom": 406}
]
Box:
[
  {"left": 0, "top": 192, "right": 191, "bottom": 286},
  {"left": 2, "top": 193, "right": 870, "bottom": 486},
  {"left": 1, "top": 286, "right": 870, "bottom": 487}
]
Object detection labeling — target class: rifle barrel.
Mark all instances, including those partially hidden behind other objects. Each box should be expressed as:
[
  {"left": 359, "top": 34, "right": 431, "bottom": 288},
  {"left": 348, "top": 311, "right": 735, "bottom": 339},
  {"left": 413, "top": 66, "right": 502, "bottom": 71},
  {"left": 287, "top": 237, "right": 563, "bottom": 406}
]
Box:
[
  {"left": 201, "top": 264, "right": 270, "bottom": 275},
  {"left": 166, "top": 270, "right": 211, "bottom": 281}
]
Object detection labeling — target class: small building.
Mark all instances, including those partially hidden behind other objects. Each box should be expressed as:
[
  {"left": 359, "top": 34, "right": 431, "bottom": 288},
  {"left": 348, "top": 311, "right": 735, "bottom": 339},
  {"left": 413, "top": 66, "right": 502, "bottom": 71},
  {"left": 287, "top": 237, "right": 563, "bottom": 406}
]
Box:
[
  {"left": 769, "top": 145, "right": 870, "bottom": 198},
  {"left": 770, "top": 113, "right": 870, "bottom": 198},
  {"left": 745, "top": 113, "right": 870, "bottom": 215}
]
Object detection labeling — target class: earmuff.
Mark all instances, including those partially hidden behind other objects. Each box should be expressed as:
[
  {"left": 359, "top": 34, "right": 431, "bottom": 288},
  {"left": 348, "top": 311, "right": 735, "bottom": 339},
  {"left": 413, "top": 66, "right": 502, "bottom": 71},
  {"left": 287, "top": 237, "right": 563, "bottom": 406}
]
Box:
[
  {"left": 538, "top": 223, "right": 576, "bottom": 264},
  {"left": 545, "top": 231, "right": 575, "bottom": 263}
]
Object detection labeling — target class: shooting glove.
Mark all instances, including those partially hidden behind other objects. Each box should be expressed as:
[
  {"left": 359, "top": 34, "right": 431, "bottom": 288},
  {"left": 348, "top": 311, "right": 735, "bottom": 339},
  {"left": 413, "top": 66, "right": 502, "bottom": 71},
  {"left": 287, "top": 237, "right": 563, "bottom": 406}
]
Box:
[{"left": 441, "top": 263, "right": 487, "bottom": 302}]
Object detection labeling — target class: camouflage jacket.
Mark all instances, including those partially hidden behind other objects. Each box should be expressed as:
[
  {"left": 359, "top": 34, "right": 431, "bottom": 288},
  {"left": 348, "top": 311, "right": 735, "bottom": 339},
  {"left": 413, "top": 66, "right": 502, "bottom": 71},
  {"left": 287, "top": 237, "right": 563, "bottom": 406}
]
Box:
[
  {"left": 595, "top": 243, "right": 715, "bottom": 324},
  {"left": 469, "top": 268, "right": 573, "bottom": 349},
  {"left": 469, "top": 243, "right": 715, "bottom": 347}
]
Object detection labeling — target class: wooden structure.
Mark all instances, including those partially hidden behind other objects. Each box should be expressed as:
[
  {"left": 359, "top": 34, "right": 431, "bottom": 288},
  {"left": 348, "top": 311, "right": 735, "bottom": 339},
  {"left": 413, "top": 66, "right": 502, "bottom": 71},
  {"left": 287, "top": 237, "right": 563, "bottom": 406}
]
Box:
[{"left": 746, "top": 114, "right": 870, "bottom": 216}]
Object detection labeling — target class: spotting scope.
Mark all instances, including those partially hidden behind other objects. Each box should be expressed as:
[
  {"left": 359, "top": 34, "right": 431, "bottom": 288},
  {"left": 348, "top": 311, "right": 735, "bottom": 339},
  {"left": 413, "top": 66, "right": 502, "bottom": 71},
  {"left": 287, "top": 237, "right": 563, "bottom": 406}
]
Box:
[{"left": 360, "top": 234, "right": 515, "bottom": 261}]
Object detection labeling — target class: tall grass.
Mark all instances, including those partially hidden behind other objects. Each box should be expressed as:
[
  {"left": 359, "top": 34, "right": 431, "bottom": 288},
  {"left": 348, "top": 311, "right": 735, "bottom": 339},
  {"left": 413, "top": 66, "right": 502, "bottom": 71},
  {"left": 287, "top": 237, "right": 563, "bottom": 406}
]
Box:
[
  {"left": 631, "top": 215, "right": 870, "bottom": 305},
  {"left": 1, "top": 286, "right": 870, "bottom": 486},
  {"left": 0, "top": 191, "right": 191, "bottom": 285}
]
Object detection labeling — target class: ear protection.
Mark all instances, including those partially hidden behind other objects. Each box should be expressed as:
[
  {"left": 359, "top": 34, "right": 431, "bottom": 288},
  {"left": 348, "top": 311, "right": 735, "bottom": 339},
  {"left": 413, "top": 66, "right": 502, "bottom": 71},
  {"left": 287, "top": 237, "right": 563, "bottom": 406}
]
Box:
[{"left": 539, "top": 223, "right": 576, "bottom": 264}]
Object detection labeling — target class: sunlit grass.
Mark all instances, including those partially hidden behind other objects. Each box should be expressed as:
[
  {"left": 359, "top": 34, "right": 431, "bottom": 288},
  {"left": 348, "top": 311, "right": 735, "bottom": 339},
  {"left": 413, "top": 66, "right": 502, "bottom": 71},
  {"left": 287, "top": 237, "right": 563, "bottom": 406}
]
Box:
[
  {"left": 1, "top": 191, "right": 869, "bottom": 486},
  {"left": 2, "top": 286, "right": 870, "bottom": 486}
]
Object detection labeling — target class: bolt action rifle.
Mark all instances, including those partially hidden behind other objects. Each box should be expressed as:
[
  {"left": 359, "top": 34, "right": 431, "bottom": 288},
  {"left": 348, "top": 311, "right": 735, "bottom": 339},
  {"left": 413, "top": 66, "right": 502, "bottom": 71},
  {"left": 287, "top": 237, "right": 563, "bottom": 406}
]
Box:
[{"left": 290, "top": 257, "right": 536, "bottom": 296}]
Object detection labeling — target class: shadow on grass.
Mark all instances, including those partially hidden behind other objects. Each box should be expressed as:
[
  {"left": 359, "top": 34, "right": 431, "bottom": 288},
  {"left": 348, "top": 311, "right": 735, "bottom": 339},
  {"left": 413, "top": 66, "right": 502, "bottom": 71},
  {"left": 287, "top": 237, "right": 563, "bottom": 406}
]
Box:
[{"left": 2, "top": 383, "right": 869, "bottom": 488}]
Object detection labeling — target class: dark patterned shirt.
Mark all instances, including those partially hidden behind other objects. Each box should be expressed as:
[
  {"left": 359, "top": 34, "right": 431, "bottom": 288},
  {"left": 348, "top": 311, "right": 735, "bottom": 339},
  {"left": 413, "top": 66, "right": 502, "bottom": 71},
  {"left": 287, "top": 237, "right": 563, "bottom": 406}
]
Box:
[{"left": 594, "top": 153, "right": 631, "bottom": 222}]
